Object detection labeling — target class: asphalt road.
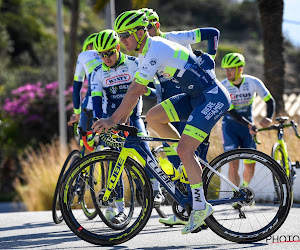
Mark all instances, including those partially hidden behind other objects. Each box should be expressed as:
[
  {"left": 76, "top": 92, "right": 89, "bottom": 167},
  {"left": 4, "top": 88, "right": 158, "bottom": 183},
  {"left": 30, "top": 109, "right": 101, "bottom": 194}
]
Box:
[{"left": 1, "top": 203, "right": 300, "bottom": 250}]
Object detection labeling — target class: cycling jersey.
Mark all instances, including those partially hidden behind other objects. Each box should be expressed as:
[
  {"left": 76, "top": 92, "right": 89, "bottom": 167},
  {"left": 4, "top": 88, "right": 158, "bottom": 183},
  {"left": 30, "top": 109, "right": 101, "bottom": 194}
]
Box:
[
  {"left": 221, "top": 74, "right": 272, "bottom": 124},
  {"left": 90, "top": 52, "right": 143, "bottom": 119},
  {"left": 156, "top": 28, "right": 220, "bottom": 102},
  {"left": 135, "top": 36, "right": 230, "bottom": 142},
  {"left": 221, "top": 74, "right": 273, "bottom": 151},
  {"left": 73, "top": 50, "right": 102, "bottom": 113}
]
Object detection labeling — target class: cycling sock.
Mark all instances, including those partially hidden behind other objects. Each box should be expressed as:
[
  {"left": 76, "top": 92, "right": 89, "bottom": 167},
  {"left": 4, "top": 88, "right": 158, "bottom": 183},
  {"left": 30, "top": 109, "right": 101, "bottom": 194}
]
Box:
[
  {"left": 191, "top": 182, "right": 206, "bottom": 210},
  {"left": 115, "top": 199, "right": 124, "bottom": 213},
  {"left": 151, "top": 179, "right": 161, "bottom": 192},
  {"left": 241, "top": 180, "right": 249, "bottom": 187}
]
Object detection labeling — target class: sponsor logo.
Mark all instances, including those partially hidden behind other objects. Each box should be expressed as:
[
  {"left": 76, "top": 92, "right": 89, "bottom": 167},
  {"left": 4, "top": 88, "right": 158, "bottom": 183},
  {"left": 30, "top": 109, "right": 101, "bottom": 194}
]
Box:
[
  {"left": 106, "top": 74, "right": 130, "bottom": 85},
  {"left": 207, "top": 86, "right": 219, "bottom": 94},
  {"left": 150, "top": 58, "right": 157, "bottom": 65},
  {"left": 187, "top": 115, "right": 193, "bottom": 122},
  {"left": 230, "top": 93, "right": 251, "bottom": 99}
]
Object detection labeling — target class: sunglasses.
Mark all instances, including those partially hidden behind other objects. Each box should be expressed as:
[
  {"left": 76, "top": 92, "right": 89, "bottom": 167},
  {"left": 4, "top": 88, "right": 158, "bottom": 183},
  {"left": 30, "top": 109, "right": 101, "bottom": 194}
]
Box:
[
  {"left": 98, "top": 48, "right": 117, "bottom": 58},
  {"left": 146, "top": 21, "right": 157, "bottom": 30},
  {"left": 118, "top": 29, "right": 138, "bottom": 39}
]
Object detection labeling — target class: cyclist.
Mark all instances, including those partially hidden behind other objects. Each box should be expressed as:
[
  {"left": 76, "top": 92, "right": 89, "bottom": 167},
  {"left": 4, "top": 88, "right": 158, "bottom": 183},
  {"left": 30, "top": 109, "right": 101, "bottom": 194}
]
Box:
[
  {"left": 221, "top": 52, "right": 275, "bottom": 199},
  {"left": 67, "top": 33, "right": 102, "bottom": 149},
  {"left": 140, "top": 7, "right": 219, "bottom": 227},
  {"left": 90, "top": 29, "right": 159, "bottom": 224},
  {"left": 92, "top": 10, "right": 231, "bottom": 234}
]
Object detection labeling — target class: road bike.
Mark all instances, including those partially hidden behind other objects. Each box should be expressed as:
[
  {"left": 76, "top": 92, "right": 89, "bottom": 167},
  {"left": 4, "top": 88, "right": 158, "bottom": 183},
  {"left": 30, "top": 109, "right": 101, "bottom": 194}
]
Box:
[
  {"left": 254, "top": 116, "right": 300, "bottom": 203},
  {"left": 52, "top": 110, "right": 101, "bottom": 224},
  {"left": 60, "top": 124, "right": 291, "bottom": 246}
]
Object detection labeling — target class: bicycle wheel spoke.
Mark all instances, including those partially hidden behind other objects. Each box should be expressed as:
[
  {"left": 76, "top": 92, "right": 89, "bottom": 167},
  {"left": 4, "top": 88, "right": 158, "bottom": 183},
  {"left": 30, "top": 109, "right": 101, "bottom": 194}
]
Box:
[{"left": 203, "top": 148, "right": 291, "bottom": 243}]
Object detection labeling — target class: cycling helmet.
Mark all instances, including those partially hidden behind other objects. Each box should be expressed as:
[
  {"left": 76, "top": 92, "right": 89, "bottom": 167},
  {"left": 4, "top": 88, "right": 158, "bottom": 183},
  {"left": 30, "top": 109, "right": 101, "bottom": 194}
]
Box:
[
  {"left": 221, "top": 53, "right": 245, "bottom": 68},
  {"left": 114, "top": 10, "right": 148, "bottom": 33},
  {"left": 93, "top": 29, "right": 119, "bottom": 52},
  {"left": 82, "top": 33, "right": 97, "bottom": 52},
  {"left": 140, "top": 8, "right": 159, "bottom": 22}
]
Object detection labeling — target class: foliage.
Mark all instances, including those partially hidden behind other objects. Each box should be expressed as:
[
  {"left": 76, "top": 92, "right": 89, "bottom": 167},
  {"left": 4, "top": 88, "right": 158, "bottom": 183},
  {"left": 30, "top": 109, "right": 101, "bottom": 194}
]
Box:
[
  {"left": 1, "top": 81, "right": 78, "bottom": 154},
  {"left": 15, "top": 139, "right": 79, "bottom": 211}
]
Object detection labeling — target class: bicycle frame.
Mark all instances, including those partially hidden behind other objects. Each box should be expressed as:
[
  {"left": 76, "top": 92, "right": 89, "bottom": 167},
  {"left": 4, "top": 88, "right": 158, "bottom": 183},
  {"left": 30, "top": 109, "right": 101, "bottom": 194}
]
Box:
[{"left": 102, "top": 134, "right": 245, "bottom": 209}]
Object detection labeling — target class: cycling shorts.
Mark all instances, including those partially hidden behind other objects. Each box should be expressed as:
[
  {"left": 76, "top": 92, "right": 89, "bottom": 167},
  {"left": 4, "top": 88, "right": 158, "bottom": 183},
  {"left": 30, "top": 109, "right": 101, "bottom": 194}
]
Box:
[
  {"left": 222, "top": 121, "right": 256, "bottom": 151},
  {"left": 161, "top": 80, "right": 230, "bottom": 142}
]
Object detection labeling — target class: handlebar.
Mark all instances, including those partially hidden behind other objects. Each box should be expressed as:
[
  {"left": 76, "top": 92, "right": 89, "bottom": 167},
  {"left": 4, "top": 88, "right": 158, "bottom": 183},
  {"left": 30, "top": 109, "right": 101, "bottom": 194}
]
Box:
[
  {"left": 81, "top": 124, "right": 138, "bottom": 150},
  {"left": 254, "top": 120, "right": 300, "bottom": 145}
]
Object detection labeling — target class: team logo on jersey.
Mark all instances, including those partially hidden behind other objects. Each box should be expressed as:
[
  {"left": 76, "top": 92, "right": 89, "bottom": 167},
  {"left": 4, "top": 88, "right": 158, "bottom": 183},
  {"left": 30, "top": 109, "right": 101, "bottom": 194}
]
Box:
[
  {"left": 162, "top": 73, "right": 171, "bottom": 78},
  {"left": 230, "top": 93, "right": 251, "bottom": 99},
  {"left": 110, "top": 86, "right": 118, "bottom": 94},
  {"left": 207, "top": 86, "right": 219, "bottom": 94},
  {"left": 150, "top": 58, "right": 157, "bottom": 65},
  {"left": 106, "top": 74, "right": 130, "bottom": 85}
]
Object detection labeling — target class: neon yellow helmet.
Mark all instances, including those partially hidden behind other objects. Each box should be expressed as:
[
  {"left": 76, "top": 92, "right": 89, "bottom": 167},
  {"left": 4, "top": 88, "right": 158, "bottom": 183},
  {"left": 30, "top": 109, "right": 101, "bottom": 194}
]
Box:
[
  {"left": 82, "top": 33, "right": 97, "bottom": 52},
  {"left": 93, "top": 29, "right": 119, "bottom": 52},
  {"left": 140, "top": 8, "right": 159, "bottom": 22},
  {"left": 221, "top": 53, "right": 245, "bottom": 68},
  {"left": 114, "top": 10, "right": 148, "bottom": 33}
]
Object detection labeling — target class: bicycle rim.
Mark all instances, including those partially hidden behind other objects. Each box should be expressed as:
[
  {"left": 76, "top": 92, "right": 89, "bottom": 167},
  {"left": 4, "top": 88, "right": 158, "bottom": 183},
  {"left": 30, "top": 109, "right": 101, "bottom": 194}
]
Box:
[
  {"left": 60, "top": 150, "right": 153, "bottom": 246},
  {"left": 52, "top": 150, "right": 80, "bottom": 224},
  {"left": 203, "top": 148, "right": 291, "bottom": 243}
]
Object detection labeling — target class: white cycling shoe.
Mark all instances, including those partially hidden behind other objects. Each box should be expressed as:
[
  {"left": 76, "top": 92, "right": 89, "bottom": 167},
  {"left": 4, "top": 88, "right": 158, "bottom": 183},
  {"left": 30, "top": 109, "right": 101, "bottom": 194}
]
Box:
[{"left": 181, "top": 202, "right": 213, "bottom": 235}]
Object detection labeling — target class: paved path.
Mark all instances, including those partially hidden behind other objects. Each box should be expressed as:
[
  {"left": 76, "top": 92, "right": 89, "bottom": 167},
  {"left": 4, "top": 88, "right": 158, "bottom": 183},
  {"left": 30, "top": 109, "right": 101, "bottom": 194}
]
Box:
[{"left": 1, "top": 205, "right": 300, "bottom": 249}]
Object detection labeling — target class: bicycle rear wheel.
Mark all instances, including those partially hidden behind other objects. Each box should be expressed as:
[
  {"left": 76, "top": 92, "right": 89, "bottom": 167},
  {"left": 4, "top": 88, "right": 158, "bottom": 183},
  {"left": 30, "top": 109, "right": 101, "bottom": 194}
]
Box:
[
  {"left": 203, "top": 148, "right": 291, "bottom": 243},
  {"left": 271, "top": 143, "right": 293, "bottom": 203},
  {"left": 52, "top": 150, "right": 80, "bottom": 224},
  {"left": 60, "top": 150, "right": 153, "bottom": 246}
]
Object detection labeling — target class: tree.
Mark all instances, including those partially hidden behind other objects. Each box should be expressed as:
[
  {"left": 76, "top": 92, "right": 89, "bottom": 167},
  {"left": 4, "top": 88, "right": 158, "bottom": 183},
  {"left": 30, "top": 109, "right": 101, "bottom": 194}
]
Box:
[{"left": 257, "top": 0, "right": 285, "bottom": 115}]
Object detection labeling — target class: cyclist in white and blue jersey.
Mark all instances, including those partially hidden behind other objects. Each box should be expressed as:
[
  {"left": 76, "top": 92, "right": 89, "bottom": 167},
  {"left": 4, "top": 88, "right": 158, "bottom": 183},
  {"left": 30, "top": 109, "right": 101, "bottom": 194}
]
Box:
[
  {"left": 141, "top": 7, "right": 219, "bottom": 227},
  {"left": 221, "top": 53, "right": 275, "bottom": 195},
  {"left": 68, "top": 33, "right": 102, "bottom": 148},
  {"left": 92, "top": 10, "right": 231, "bottom": 234},
  {"left": 90, "top": 29, "right": 158, "bottom": 224}
]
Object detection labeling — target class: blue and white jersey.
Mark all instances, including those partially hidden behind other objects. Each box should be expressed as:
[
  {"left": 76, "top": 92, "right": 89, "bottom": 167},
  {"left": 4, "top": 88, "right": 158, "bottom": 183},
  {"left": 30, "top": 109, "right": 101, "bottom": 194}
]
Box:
[
  {"left": 90, "top": 52, "right": 142, "bottom": 118},
  {"left": 73, "top": 50, "right": 102, "bottom": 112},
  {"left": 156, "top": 28, "right": 220, "bottom": 101},
  {"left": 135, "top": 36, "right": 216, "bottom": 99},
  {"left": 222, "top": 74, "right": 272, "bottom": 124}
]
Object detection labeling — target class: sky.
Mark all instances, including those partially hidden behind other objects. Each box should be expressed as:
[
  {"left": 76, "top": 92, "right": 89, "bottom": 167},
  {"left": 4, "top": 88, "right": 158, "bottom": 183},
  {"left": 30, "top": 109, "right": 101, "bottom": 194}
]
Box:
[{"left": 283, "top": 0, "right": 300, "bottom": 47}]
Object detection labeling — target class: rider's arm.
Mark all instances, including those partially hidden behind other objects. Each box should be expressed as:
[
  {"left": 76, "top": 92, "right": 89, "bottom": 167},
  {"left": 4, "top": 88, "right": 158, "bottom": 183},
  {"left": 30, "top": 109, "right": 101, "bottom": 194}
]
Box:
[
  {"left": 110, "top": 79, "right": 147, "bottom": 124},
  {"left": 227, "top": 108, "right": 252, "bottom": 127},
  {"left": 72, "top": 80, "right": 83, "bottom": 115},
  {"left": 90, "top": 69, "right": 103, "bottom": 119},
  {"left": 265, "top": 95, "right": 275, "bottom": 119},
  {"left": 196, "top": 28, "right": 220, "bottom": 59}
]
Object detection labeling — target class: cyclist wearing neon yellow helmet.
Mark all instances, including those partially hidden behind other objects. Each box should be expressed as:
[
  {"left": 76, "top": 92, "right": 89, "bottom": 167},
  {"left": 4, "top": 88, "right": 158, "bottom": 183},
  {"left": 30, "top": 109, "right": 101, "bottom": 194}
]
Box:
[
  {"left": 68, "top": 33, "right": 102, "bottom": 149},
  {"left": 140, "top": 7, "right": 219, "bottom": 228},
  {"left": 221, "top": 52, "right": 275, "bottom": 200},
  {"left": 90, "top": 30, "right": 159, "bottom": 224},
  {"left": 93, "top": 10, "right": 231, "bottom": 235}
]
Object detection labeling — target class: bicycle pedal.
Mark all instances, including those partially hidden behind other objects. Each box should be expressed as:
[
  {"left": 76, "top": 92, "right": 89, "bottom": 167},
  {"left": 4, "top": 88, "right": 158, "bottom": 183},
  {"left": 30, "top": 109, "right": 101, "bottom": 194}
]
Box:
[{"left": 294, "top": 161, "right": 300, "bottom": 169}]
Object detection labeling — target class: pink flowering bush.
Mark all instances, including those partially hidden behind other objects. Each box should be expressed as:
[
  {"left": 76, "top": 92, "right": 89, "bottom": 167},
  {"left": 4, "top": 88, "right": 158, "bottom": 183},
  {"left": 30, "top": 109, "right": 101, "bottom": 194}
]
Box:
[{"left": 2, "top": 81, "right": 87, "bottom": 150}]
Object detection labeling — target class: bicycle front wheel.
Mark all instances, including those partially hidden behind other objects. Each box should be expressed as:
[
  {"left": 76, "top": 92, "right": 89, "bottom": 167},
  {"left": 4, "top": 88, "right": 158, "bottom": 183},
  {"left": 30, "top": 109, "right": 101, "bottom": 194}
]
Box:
[
  {"left": 203, "top": 148, "right": 291, "bottom": 243},
  {"left": 52, "top": 149, "right": 80, "bottom": 224},
  {"left": 60, "top": 150, "right": 153, "bottom": 246}
]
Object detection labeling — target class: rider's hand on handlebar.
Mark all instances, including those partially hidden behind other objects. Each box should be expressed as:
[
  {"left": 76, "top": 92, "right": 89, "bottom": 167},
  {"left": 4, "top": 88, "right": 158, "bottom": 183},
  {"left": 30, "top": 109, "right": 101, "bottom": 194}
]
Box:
[
  {"left": 260, "top": 117, "right": 272, "bottom": 128},
  {"left": 67, "top": 114, "right": 79, "bottom": 126},
  {"left": 248, "top": 123, "right": 258, "bottom": 135}
]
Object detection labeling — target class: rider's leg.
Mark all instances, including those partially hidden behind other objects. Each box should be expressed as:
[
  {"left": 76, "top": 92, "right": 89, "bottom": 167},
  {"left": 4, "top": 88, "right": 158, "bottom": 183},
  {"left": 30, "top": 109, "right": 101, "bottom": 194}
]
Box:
[{"left": 228, "top": 160, "right": 240, "bottom": 187}]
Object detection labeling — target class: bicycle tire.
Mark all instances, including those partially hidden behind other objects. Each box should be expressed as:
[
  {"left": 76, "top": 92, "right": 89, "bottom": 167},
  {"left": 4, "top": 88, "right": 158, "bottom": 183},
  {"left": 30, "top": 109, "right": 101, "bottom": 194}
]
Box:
[
  {"left": 271, "top": 143, "right": 293, "bottom": 204},
  {"left": 202, "top": 148, "right": 291, "bottom": 243},
  {"left": 89, "top": 159, "right": 135, "bottom": 230},
  {"left": 52, "top": 150, "right": 81, "bottom": 224},
  {"left": 60, "top": 150, "right": 153, "bottom": 246}
]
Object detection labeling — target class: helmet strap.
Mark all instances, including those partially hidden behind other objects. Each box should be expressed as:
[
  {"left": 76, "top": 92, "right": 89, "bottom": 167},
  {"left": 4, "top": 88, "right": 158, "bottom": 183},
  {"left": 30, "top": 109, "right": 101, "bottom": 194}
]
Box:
[
  {"left": 230, "top": 67, "right": 243, "bottom": 83},
  {"left": 133, "top": 30, "right": 146, "bottom": 52}
]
